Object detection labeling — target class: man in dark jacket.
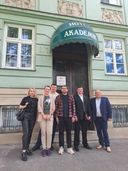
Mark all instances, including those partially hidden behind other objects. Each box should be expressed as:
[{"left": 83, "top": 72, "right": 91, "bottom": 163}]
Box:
[
  {"left": 90, "top": 89, "right": 112, "bottom": 153},
  {"left": 74, "top": 86, "right": 92, "bottom": 151}
]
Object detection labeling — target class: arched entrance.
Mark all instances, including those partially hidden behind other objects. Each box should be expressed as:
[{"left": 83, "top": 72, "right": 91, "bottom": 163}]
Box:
[
  {"left": 51, "top": 21, "right": 99, "bottom": 95},
  {"left": 53, "top": 43, "right": 89, "bottom": 95}
]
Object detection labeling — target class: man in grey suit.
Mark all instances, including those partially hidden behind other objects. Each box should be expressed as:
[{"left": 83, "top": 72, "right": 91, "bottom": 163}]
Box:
[{"left": 90, "top": 90, "right": 112, "bottom": 153}]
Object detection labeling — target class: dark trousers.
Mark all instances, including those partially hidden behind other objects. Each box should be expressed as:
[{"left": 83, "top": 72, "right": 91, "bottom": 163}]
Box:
[
  {"left": 34, "top": 117, "right": 58, "bottom": 148},
  {"left": 95, "top": 117, "right": 110, "bottom": 147},
  {"left": 22, "top": 118, "right": 35, "bottom": 150},
  {"left": 58, "top": 117, "right": 72, "bottom": 148},
  {"left": 34, "top": 129, "right": 42, "bottom": 148},
  {"left": 74, "top": 119, "right": 88, "bottom": 147},
  {"left": 51, "top": 117, "right": 58, "bottom": 145}
]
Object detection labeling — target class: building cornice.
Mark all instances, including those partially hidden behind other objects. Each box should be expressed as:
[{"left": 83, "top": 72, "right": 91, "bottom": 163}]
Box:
[{"left": 0, "top": 5, "right": 128, "bottom": 32}]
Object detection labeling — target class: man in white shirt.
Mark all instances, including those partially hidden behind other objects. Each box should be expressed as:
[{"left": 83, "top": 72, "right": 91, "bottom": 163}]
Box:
[{"left": 91, "top": 90, "right": 112, "bottom": 153}]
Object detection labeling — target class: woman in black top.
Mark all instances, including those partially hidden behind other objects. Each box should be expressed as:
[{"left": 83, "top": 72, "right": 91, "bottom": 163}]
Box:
[{"left": 19, "top": 88, "right": 38, "bottom": 161}]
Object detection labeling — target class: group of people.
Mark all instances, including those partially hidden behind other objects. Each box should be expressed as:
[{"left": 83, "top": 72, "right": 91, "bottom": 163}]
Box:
[{"left": 19, "top": 84, "right": 112, "bottom": 161}]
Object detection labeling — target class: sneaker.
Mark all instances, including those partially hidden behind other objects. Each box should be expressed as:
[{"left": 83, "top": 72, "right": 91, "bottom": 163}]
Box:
[
  {"left": 21, "top": 151, "right": 27, "bottom": 161},
  {"left": 41, "top": 149, "right": 47, "bottom": 157},
  {"left": 46, "top": 149, "right": 51, "bottom": 156},
  {"left": 106, "top": 146, "right": 112, "bottom": 153},
  {"left": 96, "top": 145, "right": 103, "bottom": 150},
  {"left": 67, "top": 148, "right": 75, "bottom": 155},
  {"left": 58, "top": 146, "right": 64, "bottom": 155}
]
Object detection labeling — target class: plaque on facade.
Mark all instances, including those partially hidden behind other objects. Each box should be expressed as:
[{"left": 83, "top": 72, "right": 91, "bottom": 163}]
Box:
[
  {"left": 57, "top": 0, "right": 83, "bottom": 17},
  {"left": 5, "top": 0, "right": 36, "bottom": 9},
  {"left": 56, "top": 76, "right": 66, "bottom": 86},
  {"left": 102, "top": 8, "right": 123, "bottom": 24}
]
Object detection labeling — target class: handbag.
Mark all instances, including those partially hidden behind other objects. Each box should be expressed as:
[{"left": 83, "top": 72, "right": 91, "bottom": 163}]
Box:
[{"left": 16, "top": 109, "right": 25, "bottom": 121}]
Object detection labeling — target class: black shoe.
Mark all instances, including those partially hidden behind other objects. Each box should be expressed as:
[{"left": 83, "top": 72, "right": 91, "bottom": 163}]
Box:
[
  {"left": 31, "top": 145, "right": 40, "bottom": 151},
  {"left": 21, "top": 152, "right": 27, "bottom": 161},
  {"left": 50, "top": 145, "right": 54, "bottom": 151},
  {"left": 26, "top": 149, "right": 33, "bottom": 156},
  {"left": 74, "top": 146, "right": 79, "bottom": 152},
  {"left": 83, "top": 145, "right": 92, "bottom": 150}
]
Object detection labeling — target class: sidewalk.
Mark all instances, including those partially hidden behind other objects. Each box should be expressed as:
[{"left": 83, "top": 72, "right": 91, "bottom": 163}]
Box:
[{"left": 0, "top": 139, "right": 128, "bottom": 171}]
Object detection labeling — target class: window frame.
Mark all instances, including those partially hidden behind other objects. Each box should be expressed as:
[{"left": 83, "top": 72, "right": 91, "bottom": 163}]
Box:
[
  {"left": 2, "top": 24, "right": 35, "bottom": 70},
  {"left": 101, "top": 0, "right": 121, "bottom": 6},
  {"left": 104, "top": 38, "right": 127, "bottom": 75}
]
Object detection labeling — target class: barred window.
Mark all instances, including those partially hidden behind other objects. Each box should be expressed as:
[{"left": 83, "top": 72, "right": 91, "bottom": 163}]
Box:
[
  {"left": 112, "top": 105, "right": 128, "bottom": 127},
  {"left": 0, "top": 106, "right": 22, "bottom": 132}
]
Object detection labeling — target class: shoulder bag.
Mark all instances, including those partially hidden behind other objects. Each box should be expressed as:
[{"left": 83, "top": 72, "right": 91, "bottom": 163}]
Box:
[{"left": 16, "top": 109, "right": 25, "bottom": 121}]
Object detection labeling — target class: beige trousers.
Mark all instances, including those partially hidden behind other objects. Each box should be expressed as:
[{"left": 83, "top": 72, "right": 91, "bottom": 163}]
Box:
[{"left": 39, "top": 116, "right": 53, "bottom": 149}]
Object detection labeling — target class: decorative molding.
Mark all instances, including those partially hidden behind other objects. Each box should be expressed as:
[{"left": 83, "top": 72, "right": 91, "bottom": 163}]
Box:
[
  {"left": 57, "top": 0, "right": 83, "bottom": 17},
  {"left": 102, "top": 8, "right": 123, "bottom": 24},
  {"left": 5, "top": 0, "right": 36, "bottom": 9}
]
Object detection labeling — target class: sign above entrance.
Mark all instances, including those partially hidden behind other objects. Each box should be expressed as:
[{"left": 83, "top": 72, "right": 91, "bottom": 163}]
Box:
[{"left": 51, "top": 21, "right": 99, "bottom": 56}]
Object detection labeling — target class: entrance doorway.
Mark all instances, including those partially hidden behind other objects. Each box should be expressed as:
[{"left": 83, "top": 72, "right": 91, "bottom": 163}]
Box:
[
  {"left": 53, "top": 43, "right": 89, "bottom": 95},
  {"left": 53, "top": 43, "right": 94, "bottom": 130}
]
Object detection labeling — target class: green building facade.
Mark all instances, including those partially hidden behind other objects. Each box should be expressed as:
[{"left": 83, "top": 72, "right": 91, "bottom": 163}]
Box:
[{"left": 0, "top": 0, "right": 128, "bottom": 141}]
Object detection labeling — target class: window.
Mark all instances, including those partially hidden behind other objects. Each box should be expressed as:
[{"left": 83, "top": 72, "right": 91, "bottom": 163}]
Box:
[
  {"left": 101, "top": 0, "right": 121, "bottom": 5},
  {"left": 0, "top": 106, "right": 22, "bottom": 132},
  {"left": 104, "top": 39, "right": 126, "bottom": 75},
  {"left": 3, "top": 25, "right": 35, "bottom": 70},
  {"left": 112, "top": 105, "right": 128, "bottom": 127}
]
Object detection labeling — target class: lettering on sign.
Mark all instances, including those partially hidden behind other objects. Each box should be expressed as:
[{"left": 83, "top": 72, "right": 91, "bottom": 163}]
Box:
[
  {"left": 56, "top": 76, "right": 66, "bottom": 86},
  {"left": 64, "top": 29, "right": 97, "bottom": 40}
]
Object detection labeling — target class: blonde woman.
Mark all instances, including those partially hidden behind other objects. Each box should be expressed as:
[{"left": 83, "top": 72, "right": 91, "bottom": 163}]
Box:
[
  {"left": 19, "top": 88, "right": 38, "bottom": 161},
  {"left": 37, "top": 85, "right": 55, "bottom": 157}
]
